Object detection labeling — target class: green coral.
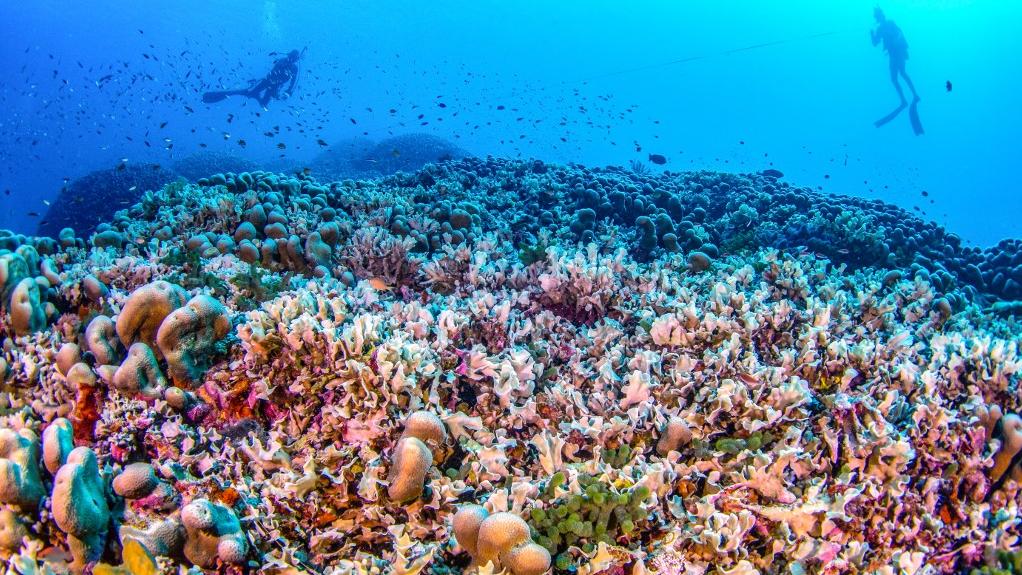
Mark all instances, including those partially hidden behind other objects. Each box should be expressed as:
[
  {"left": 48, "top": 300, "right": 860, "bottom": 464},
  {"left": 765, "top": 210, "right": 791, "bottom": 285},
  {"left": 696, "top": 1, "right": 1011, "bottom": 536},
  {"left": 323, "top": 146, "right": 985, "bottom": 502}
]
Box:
[
  {"left": 600, "top": 444, "right": 635, "bottom": 468},
  {"left": 518, "top": 238, "right": 552, "bottom": 266},
  {"left": 711, "top": 430, "right": 776, "bottom": 455},
  {"left": 528, "top": 472, "right": 650, "bottom": 567},
  {"left": 230, "top": 264, "right": 287, "bottom": 310},
  {"left": 971, "top": 550, "right": 1022, "bottom": 575},
  {"left": 162, "top": 248, "right": 229, "bottom": 299}
]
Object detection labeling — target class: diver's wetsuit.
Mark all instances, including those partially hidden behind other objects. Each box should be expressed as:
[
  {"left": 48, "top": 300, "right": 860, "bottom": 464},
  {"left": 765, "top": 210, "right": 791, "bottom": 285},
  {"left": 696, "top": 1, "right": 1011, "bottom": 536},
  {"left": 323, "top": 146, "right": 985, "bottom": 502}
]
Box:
[
  {"left": 202, "top": 50, "right": 300, "bottom": 107},
  {"left": 872, "top": 15, "right": 917, "bottom": 104}
]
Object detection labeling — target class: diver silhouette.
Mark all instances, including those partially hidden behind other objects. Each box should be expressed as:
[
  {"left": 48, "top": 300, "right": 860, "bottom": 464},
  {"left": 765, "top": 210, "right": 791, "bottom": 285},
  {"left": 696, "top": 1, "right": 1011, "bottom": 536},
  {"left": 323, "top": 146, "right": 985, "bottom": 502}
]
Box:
[
  {"left": 871, "top": 8, "right": 923, "bottom": 135},
  {"left": 202, "top": 49, "right": 303, "bottom": 107}
]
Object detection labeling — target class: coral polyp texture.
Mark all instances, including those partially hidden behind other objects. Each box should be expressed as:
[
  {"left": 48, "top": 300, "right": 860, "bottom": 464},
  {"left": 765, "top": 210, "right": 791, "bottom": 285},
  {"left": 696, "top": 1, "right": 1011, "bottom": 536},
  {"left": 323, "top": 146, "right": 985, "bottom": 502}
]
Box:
[{"left": 0, "top": 157, "right": 1021, "bottom": 574}]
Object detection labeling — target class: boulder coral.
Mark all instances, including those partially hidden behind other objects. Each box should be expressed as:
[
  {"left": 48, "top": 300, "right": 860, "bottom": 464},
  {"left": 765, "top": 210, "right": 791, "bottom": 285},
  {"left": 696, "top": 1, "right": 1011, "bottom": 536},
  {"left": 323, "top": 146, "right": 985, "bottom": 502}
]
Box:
[
  {"left": 0, "top": 507, "right": 28, "bottom": 556},
  {"left": 85, "top": 314, "right": 120, "bottom": 366},
  {"left": 115, "top": 280, "right": 189, "bottom": 350},
  {"left": 52, "top": 447, "right": 111, "bottom": 573},
  {"left": 181, "top": 498, "right": 248, "bottom": 568},
  {"left": 155, "top": 294, "right": 231, "bottom": 386},
  {"left": 112, "top": 462, "right": 179, "bottom": 511},
  {"left": 655, "top": 415, "right": 693, "bottom": 457},
  {"left": 42, "top": 417, "right": 74, "bottom": 475},
  {"left": 387, "top": 410, "right": 447, "bottom": 504},
  {"left": 0, "top": 252, "right": 29, "bottom": 305},
  {"left": 112, "top": 343, "right": 167, "bottom": 400},
  {"left": 0, "top": 428, "right": 45, "bottom": 511},
  {"left": 9, "top": 277, "right": 46, "bottom": 336},
  {"left": 453, "top": 507, "right": 551, "bottom": 575}
]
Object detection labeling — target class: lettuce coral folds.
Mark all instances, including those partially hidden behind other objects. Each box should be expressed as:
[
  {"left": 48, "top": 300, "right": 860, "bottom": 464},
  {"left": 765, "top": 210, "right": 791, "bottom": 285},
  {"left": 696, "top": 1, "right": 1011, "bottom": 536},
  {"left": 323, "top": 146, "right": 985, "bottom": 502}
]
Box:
[{"left": 0, "top": 158, "right": 1020, "bottom": 575}]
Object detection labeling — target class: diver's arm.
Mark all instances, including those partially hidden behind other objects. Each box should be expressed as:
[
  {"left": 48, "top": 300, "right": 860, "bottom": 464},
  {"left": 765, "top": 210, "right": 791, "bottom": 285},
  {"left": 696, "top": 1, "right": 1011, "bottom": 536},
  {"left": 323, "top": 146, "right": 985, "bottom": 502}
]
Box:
[
  {"left": 286, "top": 73, "right": 297, "bottom": 96},
  {"left": 870, "top": 27, "right": 880, "bottom": 46}
]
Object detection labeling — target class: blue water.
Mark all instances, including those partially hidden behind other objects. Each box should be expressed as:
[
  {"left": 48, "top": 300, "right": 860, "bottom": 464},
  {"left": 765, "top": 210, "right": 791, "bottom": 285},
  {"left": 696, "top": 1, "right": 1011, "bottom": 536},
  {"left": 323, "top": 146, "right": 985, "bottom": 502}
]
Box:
[{"left": 1, "top": 0, "right": 1019, "bottom": 245}]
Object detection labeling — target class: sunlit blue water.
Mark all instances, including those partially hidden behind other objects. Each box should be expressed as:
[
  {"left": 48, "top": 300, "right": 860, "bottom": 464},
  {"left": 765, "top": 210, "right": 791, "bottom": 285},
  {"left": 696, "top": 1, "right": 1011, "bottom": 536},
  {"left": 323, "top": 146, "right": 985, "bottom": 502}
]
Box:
[{"left": 1, "top": 0, "right": 1019, "bottom": 245}]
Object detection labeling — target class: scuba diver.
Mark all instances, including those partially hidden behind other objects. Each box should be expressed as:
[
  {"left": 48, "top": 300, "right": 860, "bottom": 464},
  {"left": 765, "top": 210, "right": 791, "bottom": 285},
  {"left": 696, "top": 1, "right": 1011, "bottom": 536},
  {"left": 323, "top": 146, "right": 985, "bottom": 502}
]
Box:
[
  {"left": 871, "top": 8, "right": 923, "bottom": 134},
  {"left": 871, "top": 7, "right": 918, "bottom": 105},
  {"left": 202, "top": 49, "right": 303, "bottom": 107}
]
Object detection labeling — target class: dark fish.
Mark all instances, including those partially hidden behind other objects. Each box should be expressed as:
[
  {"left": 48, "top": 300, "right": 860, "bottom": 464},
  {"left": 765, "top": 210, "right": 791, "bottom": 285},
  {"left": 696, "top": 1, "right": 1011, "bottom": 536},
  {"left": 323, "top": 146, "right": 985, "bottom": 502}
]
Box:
[
  {"left": 648, "top": 153, "right": 667, "bottom": 165},
  {"left": 277, "top": 142, "right": 286, "bottom": 149},
  {"left": 238, "top": 139, "right": 247, "bottom": 148},
  {"left": 159, "top": 121, "right": 167, "bottom": 129},
  {"left": 761, "top": 169, "right": 784, "bottom": 179},
  {"left": 946, "top": 80, "right": 952, "bottom": 92},
  {"left": 27, "top": 212, "right": 39, "bottom": 217},
  {"left": 317, "top": 139, "right": 328, "bottom": 146}
]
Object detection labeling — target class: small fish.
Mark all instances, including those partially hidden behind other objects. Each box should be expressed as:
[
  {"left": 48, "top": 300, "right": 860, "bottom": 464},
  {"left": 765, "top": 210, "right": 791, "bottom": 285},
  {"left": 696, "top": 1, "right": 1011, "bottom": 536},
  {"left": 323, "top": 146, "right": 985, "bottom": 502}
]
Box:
[
  {"left": 27, "top": 211, "right": 40, "bottom": 217},
  {"left": 648, "top": 153, "right": 667, "bottom": 165},
  {"left": 946, "top": 80, "right": 952, "bottom": 92},
  {"left": 277, "top": 142, "right": 286, "bottom": 150},
  {"left": 128, "top": 186, "right": 137, "bottom": 191},
  {"left": 317, "top": 139, "right": 328, "bottom": 147},
  {"left": 42, "top": 199, "right": 50, "bottom": 205},
  {"left": 238, "top": 139, "right": 247, "bottom": 148},
  {"left": 367, "top": 278, "right": 394, "bottom": 291}
]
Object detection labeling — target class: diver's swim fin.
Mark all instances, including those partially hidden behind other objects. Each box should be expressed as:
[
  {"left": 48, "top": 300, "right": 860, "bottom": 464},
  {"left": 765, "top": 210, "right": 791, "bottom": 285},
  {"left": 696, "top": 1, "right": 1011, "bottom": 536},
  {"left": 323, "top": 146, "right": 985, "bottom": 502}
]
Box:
[
  {"left": 909, "top": 100, "right": 924, "bottom": 135},
  {"left": 874, "top": 102, "right": 907, "bottom": 128},
  {"left": 202, "top": 90, "right": 245, "bottom": 104},
  {"left": 202, "top": 91, "right": 230, "bottom": 103}
]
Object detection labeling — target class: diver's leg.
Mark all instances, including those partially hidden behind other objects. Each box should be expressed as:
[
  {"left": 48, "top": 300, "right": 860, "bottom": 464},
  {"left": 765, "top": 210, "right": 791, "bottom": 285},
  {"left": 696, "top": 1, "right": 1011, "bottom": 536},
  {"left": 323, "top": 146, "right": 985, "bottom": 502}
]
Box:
[
  {"left": 257, "top": 88, "right": 272, "bottom": 107},
  {"left": 889, "top": 60, "right": 907, "bottom": 105},
  {"left": 900, "top": 67, "right": 919, "bottom": 101},
  {"left": 246, "top": 79, "right": 270, "bottom": 99}
]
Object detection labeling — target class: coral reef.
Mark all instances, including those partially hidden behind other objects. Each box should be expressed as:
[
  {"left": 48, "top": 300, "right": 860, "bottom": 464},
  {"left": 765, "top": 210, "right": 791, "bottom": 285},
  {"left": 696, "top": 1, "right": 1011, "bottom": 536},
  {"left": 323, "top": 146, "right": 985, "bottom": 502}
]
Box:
[
  {"left": 308, "top": 133, "right": 470, "bottom": 181},
  {"left": 0, "top": 157, "right": 1020, "bottom": 574},
  {"left": 37, "top": 163, "right": 178, "bottom": 239}
]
